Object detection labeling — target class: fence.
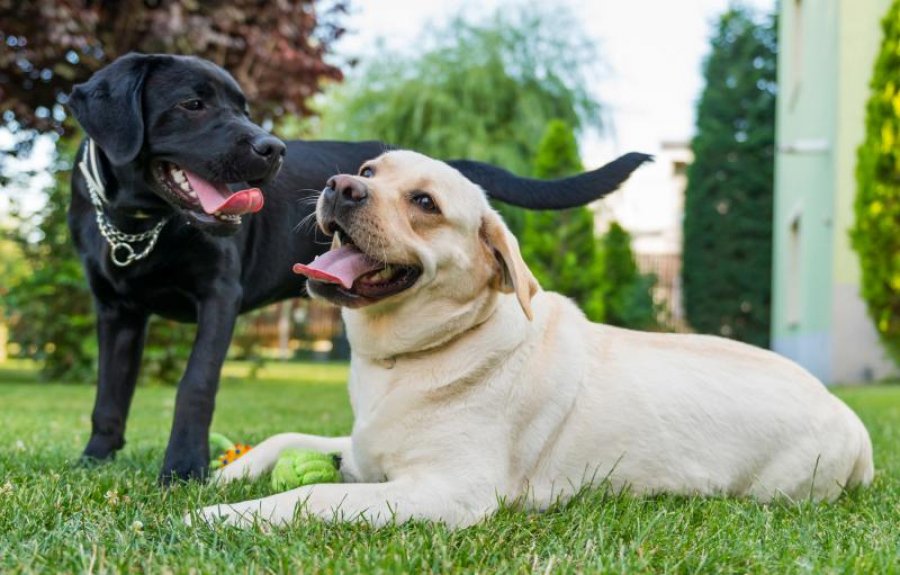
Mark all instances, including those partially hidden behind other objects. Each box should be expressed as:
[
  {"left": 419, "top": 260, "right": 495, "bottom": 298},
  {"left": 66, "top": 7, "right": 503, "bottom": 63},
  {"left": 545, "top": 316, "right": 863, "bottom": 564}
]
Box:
[
  {"left": 234, "top": 299, "right": 345, "bottom": 360},
  {"left": 635, "top": 253, "right": 691, "bottom": 333}
]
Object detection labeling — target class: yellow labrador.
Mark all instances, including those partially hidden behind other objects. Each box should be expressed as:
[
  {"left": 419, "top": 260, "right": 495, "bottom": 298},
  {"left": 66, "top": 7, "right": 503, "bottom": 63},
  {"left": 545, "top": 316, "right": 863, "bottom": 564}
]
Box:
[{"left": 192, "top": 150, "right": 873, "bottom": 528}]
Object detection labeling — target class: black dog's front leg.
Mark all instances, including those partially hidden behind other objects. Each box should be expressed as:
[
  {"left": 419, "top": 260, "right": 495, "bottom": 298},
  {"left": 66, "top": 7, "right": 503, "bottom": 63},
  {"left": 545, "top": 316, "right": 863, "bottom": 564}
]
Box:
[
  {"left": 159, "top": 286, "right": 241, "bottom": 484},
  {"left": 82, "top": 303, "right": 149, "bottom": 461}
]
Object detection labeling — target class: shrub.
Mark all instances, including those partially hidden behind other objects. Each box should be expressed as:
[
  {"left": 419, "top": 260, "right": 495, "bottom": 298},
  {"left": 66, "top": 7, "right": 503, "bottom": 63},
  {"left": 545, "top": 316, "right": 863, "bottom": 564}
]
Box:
[{"left": 852, "top": 0, "right": 900, "bottom": 364}]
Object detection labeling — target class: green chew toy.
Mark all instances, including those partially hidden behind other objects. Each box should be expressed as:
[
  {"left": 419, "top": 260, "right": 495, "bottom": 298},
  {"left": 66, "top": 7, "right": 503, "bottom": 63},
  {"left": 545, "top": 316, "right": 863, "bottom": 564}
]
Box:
[
  {"left": 271, "top": 448, "right": 342, "bottom": 491},
  {"left": 209, "top": 432, "right": 235, "bottom": 460},
  {"left": 209, "top": 432, "right": 254, "bottom": 470}
]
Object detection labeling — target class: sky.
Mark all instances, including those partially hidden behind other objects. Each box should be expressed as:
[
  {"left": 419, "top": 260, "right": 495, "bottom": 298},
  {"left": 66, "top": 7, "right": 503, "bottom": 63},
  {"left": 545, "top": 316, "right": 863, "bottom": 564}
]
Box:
[
  {"left": 323, "top": 0, "right": 775, "bottom": 240},
  {"left": 332, "top": 0, "right": 775, "bottom": 166}
]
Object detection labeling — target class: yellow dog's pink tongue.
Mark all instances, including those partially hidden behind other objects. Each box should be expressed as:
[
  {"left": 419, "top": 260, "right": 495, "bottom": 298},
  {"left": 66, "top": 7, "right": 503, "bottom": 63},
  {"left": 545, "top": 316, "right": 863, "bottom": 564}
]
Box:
[
  {"left": 184, "top": 170, "right": 264, "bottom": 215},
  {"left": 292, "top": 246, "right": 383, "bottom": 289}
]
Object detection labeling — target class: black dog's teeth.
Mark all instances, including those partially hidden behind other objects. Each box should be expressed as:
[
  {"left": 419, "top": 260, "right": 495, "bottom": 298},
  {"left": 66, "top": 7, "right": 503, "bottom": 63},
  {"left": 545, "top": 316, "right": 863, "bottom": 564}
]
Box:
[
  {"left": 156, "top": 163, "right": 197, "bottom": 203},
  {"left": 213, "top": 213, "right": 241, "bottom": 224},
  {"left": 168, "top": 165, "right": 196, "bottom": 200},
  {"left": 154, "top": 163, "right": 240, "bottom": 225}
]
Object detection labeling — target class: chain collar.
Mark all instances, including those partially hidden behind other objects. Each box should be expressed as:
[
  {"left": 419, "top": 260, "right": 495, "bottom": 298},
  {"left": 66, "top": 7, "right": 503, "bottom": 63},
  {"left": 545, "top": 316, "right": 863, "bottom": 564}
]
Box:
[{"left": 78, "top": 140, "right": 170, "bottom": 267}]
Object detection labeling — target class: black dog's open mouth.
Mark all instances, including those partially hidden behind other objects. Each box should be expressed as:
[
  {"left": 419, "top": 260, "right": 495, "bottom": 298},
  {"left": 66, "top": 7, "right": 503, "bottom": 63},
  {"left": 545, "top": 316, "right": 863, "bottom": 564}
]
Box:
[
  {"left": 292, "top": 227, "right": 422, "bottom": 307},
  {"left": 153, "top": 162, "right": 264, "bottom": 230}
]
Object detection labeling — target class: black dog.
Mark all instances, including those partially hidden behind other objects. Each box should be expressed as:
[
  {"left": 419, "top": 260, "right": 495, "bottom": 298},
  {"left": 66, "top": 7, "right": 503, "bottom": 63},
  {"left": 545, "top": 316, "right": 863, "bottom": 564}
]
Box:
[{"left": 66, "top": 53, "right": 650, "bottom": 483}]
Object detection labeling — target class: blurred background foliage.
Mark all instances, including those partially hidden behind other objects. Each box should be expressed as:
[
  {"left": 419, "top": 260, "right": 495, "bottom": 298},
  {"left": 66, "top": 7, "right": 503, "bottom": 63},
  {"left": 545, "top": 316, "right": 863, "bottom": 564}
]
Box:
[
  {"left": 313, "top": 4, "right": 658, "bottom": 328},
  {"left": 0, "top": 0, "right": 658, "bottom": 384}
]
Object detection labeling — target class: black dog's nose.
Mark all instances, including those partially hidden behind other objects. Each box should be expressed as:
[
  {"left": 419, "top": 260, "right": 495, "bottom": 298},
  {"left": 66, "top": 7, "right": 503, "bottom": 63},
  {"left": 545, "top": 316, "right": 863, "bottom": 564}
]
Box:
[
  {"left": 250, "top": 135, "right": 286, "bottom": 158},
  {"left": 327, "top": 175, "right": 368, "bottom": 205}
]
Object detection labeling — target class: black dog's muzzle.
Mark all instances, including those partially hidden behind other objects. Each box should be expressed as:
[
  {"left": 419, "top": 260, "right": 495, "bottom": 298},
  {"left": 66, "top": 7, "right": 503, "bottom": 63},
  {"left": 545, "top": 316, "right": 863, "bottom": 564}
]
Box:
[{"left": 246, "top": 134, "right": 286, "bottom": 186}]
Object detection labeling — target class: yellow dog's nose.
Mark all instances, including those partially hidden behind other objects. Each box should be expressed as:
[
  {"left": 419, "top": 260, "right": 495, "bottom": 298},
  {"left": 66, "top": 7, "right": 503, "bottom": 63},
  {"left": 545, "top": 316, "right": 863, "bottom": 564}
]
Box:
[{"left": 326, "top": 174, "right": 369, "bottom": 206}]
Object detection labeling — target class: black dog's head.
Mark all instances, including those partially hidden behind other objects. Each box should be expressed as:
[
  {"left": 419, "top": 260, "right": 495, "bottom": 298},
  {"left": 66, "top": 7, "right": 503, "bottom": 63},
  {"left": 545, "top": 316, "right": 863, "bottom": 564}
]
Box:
[{"left": 68, "top": 53, "right": 285, "bottom": 235}]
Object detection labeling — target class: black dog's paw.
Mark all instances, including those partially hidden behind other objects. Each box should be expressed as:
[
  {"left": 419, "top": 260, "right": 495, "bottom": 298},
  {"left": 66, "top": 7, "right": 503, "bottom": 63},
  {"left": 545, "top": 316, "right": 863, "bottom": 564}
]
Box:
[
  {"left": 81, "top": 433, "right": 124, "bottom": 463},
  {"left": 77, "top": 453, "right": 116, "bottom": 468},
  {"left": 158, "top": 457, "right": 209, "bottom": 486}
]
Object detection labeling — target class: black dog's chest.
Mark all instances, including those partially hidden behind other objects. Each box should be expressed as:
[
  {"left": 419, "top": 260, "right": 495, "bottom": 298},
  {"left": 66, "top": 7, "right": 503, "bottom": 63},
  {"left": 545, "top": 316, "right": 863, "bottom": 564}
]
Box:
[
  {"left": 96, "top": 265, "right": 199, "bottom": 322},
  {"left": 130, "top": 282, "right": 198, "bottom": 322},
  {"left": 85, "top": 228, "right": 234, "bottom": 323}
]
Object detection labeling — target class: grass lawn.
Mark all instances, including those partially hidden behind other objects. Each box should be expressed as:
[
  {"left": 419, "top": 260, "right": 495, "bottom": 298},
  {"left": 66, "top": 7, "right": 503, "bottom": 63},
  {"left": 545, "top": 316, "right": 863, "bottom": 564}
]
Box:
[{"left": 0, "top": 359, "right": 898, "bottom": 574}]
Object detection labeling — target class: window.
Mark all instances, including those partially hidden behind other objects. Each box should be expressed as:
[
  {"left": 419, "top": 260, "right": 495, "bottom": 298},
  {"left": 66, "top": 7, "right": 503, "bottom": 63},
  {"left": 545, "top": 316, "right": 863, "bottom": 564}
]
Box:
[
  {"left": 790, "top": 0, "right": 804, "bottom": 108},
  {"left": 787, "top": 215, "right": 802, "bottom": 327}
]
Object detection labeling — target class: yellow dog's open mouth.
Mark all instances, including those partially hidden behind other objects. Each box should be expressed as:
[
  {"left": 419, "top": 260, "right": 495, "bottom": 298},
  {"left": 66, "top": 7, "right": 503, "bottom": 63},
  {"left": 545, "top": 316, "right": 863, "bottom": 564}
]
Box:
[{"left": 293, "top": 229, "right": 421, "bottom": 304}]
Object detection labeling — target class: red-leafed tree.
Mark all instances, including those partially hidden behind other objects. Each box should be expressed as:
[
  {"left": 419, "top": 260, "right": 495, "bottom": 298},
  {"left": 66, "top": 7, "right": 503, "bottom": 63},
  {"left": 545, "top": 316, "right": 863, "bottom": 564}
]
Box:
[{"left": 0, "top": 0, "right": 346, "bottom": 138}]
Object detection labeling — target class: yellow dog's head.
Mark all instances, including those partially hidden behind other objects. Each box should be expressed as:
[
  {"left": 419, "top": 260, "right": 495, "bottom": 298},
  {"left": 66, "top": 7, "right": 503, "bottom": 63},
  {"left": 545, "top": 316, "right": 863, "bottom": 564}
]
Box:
[{"left": 294, "top": 150, "right": 539, "bottom": 356}]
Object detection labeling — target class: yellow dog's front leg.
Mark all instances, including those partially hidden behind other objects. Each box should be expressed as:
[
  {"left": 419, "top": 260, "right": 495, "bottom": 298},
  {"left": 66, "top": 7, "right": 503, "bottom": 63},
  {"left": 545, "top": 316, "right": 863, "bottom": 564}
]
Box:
[{"left": 189, "top": 476, "right": 494, "bottom": 529}]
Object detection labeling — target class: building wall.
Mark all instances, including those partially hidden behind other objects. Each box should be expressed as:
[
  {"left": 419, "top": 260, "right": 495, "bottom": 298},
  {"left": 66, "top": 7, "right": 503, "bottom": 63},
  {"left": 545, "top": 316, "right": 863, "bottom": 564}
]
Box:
[
  {"left": 593, "top": 141, "right": 692, "bottom": 331},
  {"left": 594, "top": 142, "right": 689, "bottom": 257},
  {"left": 773, "top": 0, "right": 839, "bottom": 382}
]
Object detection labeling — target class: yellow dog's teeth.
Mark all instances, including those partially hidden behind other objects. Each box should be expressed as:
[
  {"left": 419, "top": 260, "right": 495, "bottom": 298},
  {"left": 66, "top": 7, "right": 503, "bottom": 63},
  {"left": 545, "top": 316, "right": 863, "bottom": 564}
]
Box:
[
  {"left": 367, "top": 265, "right": 394, "bottom": 283},
  {"left": 331, "top": 230, "right": 343, "bottom": 250}
]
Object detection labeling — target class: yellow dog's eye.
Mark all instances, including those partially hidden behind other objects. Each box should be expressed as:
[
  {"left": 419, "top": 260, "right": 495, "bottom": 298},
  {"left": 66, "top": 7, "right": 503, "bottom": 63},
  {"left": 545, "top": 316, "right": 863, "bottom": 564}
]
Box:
[
  {"left": 411, "top": 192, "right": 440, "bottom": 214},
  {"left": 360, "top": 166, "right": 374, "bottom": 178}
]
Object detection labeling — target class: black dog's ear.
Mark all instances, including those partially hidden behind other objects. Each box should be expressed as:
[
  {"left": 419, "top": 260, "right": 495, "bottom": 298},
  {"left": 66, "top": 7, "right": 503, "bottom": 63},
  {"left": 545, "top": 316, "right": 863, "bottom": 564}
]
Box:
[{"left": 68, "top": 53, "right": 151, "bottom": 166}]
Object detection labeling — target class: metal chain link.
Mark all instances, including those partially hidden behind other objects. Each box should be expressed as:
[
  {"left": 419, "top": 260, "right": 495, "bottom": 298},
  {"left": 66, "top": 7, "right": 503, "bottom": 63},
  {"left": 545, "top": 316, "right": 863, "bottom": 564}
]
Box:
[
  {"left": 78, "top": 140, "right": 170, "bottom": 267},
  {"left": 92, "top": 209, "right": 169, "bottom": 267}
]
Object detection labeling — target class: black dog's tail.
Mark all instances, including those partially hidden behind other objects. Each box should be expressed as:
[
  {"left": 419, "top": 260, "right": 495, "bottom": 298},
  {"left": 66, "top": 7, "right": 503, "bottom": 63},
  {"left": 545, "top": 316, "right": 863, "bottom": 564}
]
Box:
[{"left": 448, "top": 152, "right": 653, "bottom": 210}]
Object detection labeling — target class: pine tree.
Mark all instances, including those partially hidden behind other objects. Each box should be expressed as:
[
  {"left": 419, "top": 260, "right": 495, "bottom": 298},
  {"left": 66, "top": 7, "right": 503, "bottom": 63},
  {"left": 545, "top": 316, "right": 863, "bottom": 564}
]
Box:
[
  {"left": 853, "top": 0, "right": 900, "bottom": 365},
  {"left": 519, "top": 120, "right": 606, "bottom": 320},
  {"left": 599, "top": 223, "right": 658, "bottom": 330},
  {"left": 682, "top": 7, "right": 777, "bottom": 347}
]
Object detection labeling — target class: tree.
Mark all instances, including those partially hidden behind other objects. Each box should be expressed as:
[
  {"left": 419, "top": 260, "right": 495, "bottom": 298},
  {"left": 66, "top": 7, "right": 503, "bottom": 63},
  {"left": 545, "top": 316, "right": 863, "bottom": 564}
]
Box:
[
  {"left": 682, "top": 7, "right": 777, "bottom": 348},
  {"left": 0, "top": 217, "right": 31, "bottom": 362},
  {"left": 598, "top": 223, "right": 658, "bottom": 330},
  {"left": 4, "top": 136, "right": 96, "bottom": 380},
  {"left": 0, "top": 0, "right": 344, "bottom": 138},
  {"left": 313, "top": 3, "right": 600, "bottom": 234},
  {"left": 519, "top": 120, "right": 606, "bottom": 321},
  {"left": 853, "top": 0, "right": 900, "bottom": 365}
]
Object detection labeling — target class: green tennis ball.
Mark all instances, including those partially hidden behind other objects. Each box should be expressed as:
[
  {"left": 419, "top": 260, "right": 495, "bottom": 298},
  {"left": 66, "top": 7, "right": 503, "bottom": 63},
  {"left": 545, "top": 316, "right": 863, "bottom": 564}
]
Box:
[{"left": 271, "top": 449, "right": 342, "bottom": 491}]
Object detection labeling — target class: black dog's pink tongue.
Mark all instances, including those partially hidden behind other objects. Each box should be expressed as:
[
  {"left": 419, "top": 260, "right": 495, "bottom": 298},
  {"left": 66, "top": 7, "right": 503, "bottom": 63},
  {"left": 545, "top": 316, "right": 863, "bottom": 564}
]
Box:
[
  {"left": 292, "top": 246, "right": 382, "bottom": 289},
  {"left": 184, "top": 170, "right": 264, "bottom": 215}
]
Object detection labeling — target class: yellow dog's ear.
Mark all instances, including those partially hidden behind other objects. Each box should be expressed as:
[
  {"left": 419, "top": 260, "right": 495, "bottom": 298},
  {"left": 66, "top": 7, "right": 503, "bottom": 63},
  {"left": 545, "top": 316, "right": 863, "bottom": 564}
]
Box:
[{"left": 480, "top": 210, "right": 540, "bottom": 320}]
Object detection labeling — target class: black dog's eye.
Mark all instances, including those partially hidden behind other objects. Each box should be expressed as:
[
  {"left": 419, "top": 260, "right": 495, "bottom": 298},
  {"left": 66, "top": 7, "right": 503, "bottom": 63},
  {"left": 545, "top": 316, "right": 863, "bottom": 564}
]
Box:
[
  {"left": 179, "top": 99, "right": 204, "bottom": 111},
  {"left": 411, "top": 192, "right": 440, "bottom": 214},
  {"left": 360, "top": 166, "right": 374, "bottom": 178}
]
